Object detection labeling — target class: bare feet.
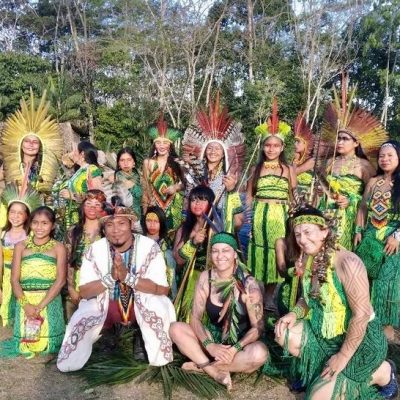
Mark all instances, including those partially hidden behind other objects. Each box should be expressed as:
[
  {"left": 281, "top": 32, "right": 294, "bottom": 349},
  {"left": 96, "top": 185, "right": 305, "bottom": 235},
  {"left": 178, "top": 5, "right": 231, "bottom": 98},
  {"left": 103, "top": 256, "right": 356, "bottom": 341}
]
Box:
[
  {"left": 182, "top": 362, "right": 232, "bottom": 390},
  {"left": 182, "top": 361, "right": 203, "bottom": 373},
  {"left": 204, "top": 365, "right": 232, "bottom": 391}
]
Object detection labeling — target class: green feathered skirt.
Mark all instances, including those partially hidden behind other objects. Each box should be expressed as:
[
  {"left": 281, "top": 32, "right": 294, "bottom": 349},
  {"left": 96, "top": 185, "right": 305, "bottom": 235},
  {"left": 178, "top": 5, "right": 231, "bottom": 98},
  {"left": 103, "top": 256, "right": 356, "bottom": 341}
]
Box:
[{"left": 290, "top": 317, "right": 387, "bottom": 399}]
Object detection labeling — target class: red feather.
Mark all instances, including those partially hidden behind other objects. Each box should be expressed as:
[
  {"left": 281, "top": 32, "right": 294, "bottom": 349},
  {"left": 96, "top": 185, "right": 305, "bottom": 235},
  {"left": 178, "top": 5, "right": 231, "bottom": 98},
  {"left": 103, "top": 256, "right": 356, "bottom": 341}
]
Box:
[
  {"left": 268, "top": 97, "right": 279, "bottom": 134},
  {"left": 157, "top": 113, "right": 168, "bottom": 138}
]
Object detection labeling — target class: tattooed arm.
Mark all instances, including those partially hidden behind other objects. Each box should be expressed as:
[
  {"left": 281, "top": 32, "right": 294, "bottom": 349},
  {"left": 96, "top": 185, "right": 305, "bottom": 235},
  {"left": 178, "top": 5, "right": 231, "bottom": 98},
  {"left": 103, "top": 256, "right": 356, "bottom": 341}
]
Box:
[
  {"left": 239, "top": 276, "right": 264, "bottom": 347},
  {"left": 322, "top": 252, "right": 372, "bottom": 379},
  {"left": 337, "top": 253, "right": 372, "bottom": 360},
  {"left": 190, "top": 270, "right": 212, "bottom": 343}
]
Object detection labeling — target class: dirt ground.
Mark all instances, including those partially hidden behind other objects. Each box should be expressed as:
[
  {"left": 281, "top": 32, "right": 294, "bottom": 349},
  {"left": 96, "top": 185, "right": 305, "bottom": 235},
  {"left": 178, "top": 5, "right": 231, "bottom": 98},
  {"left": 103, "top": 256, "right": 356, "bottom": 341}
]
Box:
[{"left": 0, "top": 326, "right": 301, "bottom": 400}]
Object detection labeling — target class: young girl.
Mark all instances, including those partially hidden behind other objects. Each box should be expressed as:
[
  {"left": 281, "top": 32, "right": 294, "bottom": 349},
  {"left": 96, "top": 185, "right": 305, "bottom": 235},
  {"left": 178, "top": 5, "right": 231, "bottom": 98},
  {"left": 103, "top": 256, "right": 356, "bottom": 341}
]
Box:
[
  {"left": 114, "top": 147, "right": 143, "bottom": 219},
  {"left": 0, "top": 206, "right": 66, "bottom": 358},
  {"left": 0, "top": 201, "right": 30, "bottom": 326},
  {"left": 142, "top": 206, "right": 176, "bottom": 299},
  {"left": 65, "top": 190, "right": 105, "bottom": 320}
]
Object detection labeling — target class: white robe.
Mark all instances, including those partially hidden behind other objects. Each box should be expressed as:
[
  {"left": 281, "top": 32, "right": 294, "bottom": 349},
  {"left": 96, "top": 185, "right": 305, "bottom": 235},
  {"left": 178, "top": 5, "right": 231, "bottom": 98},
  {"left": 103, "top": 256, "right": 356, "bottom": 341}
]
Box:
[{"left": 57, "top": 235, "right": 176, "bottom": 371}]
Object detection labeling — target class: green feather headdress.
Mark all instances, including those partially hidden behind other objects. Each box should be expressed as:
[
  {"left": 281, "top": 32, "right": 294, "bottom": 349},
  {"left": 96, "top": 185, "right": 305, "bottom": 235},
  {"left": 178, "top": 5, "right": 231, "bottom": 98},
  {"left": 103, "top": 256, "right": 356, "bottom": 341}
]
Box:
[
  {"left": 148, "top": 114, "right": 181, "bottom": 143},
  {"left": 255, "top": 98, "right": 292, "bottom": 144},
  {"left": 2, "top": 184, "right": 41, "bottom": 212}
]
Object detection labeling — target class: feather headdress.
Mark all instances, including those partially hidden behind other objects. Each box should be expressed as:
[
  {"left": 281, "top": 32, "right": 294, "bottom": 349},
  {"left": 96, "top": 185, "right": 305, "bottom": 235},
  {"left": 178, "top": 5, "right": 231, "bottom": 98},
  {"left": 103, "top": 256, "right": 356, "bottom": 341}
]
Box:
[
  {"left": 2, "top": 89, "right": 63, "bottom": 192},
  {"left": 294, "top": 112, "right": 314, "bottom": 164},
  {"left": 182, "top": 92, "right": 245, "bottom": 175},
  {"left": 322, "top": 78, "right": 388, "bottom": 162},
  {"left": 255, "top": 98, "right": 291, "bottom": 144},
  {"left": 148, "top": 114, "right": 181, "bottom": 143}
]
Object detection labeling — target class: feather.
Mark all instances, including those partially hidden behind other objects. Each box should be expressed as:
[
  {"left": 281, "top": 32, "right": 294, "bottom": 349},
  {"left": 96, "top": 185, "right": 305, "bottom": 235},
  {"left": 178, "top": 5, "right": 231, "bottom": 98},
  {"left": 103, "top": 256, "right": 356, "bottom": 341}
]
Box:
[{"left": 268, "top": 97, "right": 279, "bottom": 134}]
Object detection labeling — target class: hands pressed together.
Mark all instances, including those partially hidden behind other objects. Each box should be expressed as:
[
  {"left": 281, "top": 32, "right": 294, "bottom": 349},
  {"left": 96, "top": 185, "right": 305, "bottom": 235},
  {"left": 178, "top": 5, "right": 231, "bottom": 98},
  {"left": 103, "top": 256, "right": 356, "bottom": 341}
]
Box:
[
  {"left": 206, "top": 343, "right": 239, "bottom": 364},
  {"left": 111, "top": 252, "right": 129, "bottom": 281}
]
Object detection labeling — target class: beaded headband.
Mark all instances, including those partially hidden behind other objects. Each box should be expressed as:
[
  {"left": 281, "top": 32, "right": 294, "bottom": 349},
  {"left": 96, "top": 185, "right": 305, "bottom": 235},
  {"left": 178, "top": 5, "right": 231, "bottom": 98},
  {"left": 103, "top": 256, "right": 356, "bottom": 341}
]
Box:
[
  {"left": 381, "top": 142, "right": 397, "bottom": 150},
  {"left": 292, "top": 215, "right": 327, "bottom": 228},
  {"left": 100, "top": 206, "right": 137, "bottom": 223},
  {"left": 145, "top": 212, "right": 159, "bottom": 221},
  {"left": 210, "top": 232, "right": 238, "bottom": 251}
]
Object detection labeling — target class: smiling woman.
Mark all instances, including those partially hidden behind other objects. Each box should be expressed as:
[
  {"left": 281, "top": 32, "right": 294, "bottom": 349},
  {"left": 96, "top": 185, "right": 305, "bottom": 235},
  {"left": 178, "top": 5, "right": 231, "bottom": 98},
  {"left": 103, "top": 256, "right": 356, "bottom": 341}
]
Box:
[
  {"left": 170, "top": 232, "right": 268, "bottom": 391},
  {"left": 355, "top": 140, "right": 400, "bottom": 344},
  {"left": 275, "top": 205, "right": 397, "bottom": 400}
]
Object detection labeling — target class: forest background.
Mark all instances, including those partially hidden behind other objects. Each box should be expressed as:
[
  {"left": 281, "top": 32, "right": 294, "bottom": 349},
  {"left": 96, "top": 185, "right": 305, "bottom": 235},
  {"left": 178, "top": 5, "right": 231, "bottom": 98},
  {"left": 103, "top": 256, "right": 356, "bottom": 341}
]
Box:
[{"left": 0, "top": 0, "right": 399, "bottom": 161}]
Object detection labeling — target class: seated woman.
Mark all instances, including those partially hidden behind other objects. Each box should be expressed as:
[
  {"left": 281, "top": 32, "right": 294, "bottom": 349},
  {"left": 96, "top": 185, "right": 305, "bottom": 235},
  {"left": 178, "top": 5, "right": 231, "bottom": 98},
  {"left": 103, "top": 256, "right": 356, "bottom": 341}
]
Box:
[
  {"left": 170, "top": 232, "right": 269, "bottom": 391},
  {"left": 142, "top": 206, "right": 177, "bottom": 299},
  {"left": 275, "top": 205, "right": 397, "bottom": 400},
  {"left": 0, "top": 206, "right": 66, "bottom": 358}
]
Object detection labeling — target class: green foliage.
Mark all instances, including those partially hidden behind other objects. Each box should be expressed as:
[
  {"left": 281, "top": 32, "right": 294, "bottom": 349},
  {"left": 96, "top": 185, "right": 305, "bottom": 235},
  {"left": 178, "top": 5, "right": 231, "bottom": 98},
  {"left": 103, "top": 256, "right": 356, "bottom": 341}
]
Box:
[
  {"left": 0, "top": 53, "right": 52, "bottom": 119},
  {"left": 95, "top": 101, "right": 154, "bottom": 164}
]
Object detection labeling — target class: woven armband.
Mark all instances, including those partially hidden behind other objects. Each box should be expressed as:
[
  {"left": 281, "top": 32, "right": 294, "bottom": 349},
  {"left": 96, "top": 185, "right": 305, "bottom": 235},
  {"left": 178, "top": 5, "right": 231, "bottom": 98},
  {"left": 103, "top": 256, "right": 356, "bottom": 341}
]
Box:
[
  {"left": 124, "top": 272, "right": 139, "bottom": 289},
  {"left": 178, "top": 240, "right": 197, "bottom": 261},
  {"left": 101, "top": 273, "right": 116, "bottom": 289},
  {"left": 291, "top": 305, "right": 306, "bottom": 320},
  {"left": 355, "top": 225, "right": 364, "bottom": 234}
]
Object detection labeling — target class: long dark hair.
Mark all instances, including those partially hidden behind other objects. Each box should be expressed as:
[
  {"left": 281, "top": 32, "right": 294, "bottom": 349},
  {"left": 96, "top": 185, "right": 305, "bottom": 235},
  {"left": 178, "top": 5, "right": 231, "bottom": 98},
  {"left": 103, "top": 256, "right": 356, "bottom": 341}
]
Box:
[
  {"left": 252, "top": 136, "right": 288, "bottom": 196},
  {"left": 376, "top": 140, "right": 400, "bottom": 214},
  {"left": 69, "top": 189, "right": 105, "bottom": 268},
  {"left": 285, "top": 217, "right": 301, "bottom": 264},
  {"left": 148, "top": 142, "right": 184, "bottom": 183},
  {"left": 115, "top": 147, "right": 138, "bottom": 176},
  {"left": 29, "top": 206, "right": 56, "bottom": 238},
  {"left": 2, "top": 202, "right": 30, "bottom": 233},
  {"left": 78, "top": 141, "right": 99, "bottom": 167},
  {"left": 141, "top": 206, "right": 168, "bottom": 240},
  {"left": 181, "top": 185, "right": 215, "bottom": 242}
]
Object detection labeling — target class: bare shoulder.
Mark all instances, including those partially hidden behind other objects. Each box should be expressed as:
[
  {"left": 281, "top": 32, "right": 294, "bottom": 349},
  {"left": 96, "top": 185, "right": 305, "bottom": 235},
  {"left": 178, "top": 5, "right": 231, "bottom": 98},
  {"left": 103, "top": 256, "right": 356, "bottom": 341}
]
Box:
[{"left": 336, "top": 248, "right": 366, "bottom": 275}]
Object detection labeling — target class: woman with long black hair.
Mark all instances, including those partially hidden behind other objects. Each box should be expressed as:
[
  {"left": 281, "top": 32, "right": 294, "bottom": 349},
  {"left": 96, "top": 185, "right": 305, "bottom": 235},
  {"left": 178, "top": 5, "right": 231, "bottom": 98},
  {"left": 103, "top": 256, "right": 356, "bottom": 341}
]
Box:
[
  {"left": 173, "top": 185, "right": 215, "bottom": 321},
  {"left": 142, "top": 117, "right": 184, "bottom": 231},
  {"left": 355, "top": 140, "right": 400, "bottom": 343}
]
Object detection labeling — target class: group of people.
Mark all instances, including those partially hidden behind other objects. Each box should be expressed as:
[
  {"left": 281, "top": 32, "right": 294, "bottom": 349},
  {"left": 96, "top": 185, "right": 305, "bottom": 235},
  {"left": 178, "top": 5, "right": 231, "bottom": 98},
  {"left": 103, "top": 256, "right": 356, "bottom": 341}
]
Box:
[{"left": 0, "top": 86, "right": 399, "bottom": 400}]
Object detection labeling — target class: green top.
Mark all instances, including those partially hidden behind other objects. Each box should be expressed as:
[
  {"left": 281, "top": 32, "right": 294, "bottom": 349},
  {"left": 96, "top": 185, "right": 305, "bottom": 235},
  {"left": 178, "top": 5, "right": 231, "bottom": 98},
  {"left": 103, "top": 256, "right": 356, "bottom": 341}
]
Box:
[
  {"left": 68, "top": 164, "right": 103, "bottom": 194},
  {"left": 115, "top": 169, "right": 143, "bottom": 217},
  {"left": 302, "top": 255, "right": 349, "bottom": 339},
  {"left": 255, "top": 175, "right": 289, "bottom": 200}
]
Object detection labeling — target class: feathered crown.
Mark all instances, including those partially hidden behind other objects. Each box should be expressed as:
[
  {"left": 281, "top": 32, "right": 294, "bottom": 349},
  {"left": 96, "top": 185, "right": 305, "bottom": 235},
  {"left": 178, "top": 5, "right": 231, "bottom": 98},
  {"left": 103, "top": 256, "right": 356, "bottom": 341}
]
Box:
[
  {"left": 182, "top": 92, "right": 245, "bottom": 175},
  {"left": 1, "top": 164, "right": 41, "bottom": 212},
  {"left": 148, "top": 114, "right": 181, "bottom": 143},
  {"left": 322, "top": 75, "right": 388, "bottom": 162},
  {"left": 294, "top": 112, "right": 313, "bottom": 163},
  {"left": 2, "top": 89, "right": 63, "bottom": 192},
  {"left": 255, "top": 98, "right": 291, "bottom": 143}
]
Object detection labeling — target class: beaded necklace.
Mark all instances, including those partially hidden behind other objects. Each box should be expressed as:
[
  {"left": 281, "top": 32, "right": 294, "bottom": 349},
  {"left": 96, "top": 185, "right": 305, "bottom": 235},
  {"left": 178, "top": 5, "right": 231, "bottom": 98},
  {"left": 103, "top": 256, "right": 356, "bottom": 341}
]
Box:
[{"left": 25, "top": 236, "right": 56, "bottom": 253}]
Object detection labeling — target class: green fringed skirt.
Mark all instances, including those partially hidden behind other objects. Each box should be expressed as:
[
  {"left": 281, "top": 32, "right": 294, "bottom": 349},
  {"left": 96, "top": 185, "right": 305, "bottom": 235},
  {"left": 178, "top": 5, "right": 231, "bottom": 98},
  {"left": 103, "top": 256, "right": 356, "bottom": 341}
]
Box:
[
  {"left": 356, "top": 228, "right": 400, "bottom": 327},
  {"left": 248, "top": 201, "right": 287, "bottom": 284},
  {"left": 291, "top": 317, "right": 387, "bottom": 399}
]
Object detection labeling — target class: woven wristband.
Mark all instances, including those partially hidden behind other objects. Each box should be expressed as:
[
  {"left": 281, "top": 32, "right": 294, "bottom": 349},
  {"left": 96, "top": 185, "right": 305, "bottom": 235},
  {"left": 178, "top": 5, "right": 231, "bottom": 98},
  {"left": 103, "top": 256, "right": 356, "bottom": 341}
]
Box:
[
  {"left": 233, "top": 342, "right": 243, "bottom": 352},
  {"left": 355, "top": 225, "right": 364, "bottom": 234},
  {"left": 202, "top": 338, "right": 214, "bottom": 348},
  {"left": 291, "top": 305, "right": 306, "bottom": 320}
]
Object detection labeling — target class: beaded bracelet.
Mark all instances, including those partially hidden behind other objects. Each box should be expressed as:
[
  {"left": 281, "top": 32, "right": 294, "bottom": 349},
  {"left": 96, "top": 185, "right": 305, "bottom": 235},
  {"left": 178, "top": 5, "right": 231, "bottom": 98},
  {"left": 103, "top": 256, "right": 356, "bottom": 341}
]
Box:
[
  {"left": 101, "top": 273, "right": 116, "bottom": 289},
  {"left": 18, "top": 295, "right": 29, "bottom": 307},
  {"left": 233, "top": 342, "right": 243, "bottom": 352},
  {"left": 291, "top": 305, "right": 306, "bottom": 320},
  {"left": 355, "top": 225, "right": 364, "bottom": 234},
  {"left": 202, "top": 338, "right": 214, "bottom": 348},
  {"left": 124, "top": 272, "right": 138, "bottom": 289}
]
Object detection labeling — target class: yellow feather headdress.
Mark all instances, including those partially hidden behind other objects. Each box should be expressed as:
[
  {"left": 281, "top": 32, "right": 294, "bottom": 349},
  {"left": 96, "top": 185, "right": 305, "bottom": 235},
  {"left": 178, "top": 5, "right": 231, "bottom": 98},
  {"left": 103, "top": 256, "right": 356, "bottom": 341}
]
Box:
[
  {"left": 322, "top": 83, "right": 388, "bottom": 162},
  {"left": 2, "top": 89, "right": 63, "bottom": 192}
]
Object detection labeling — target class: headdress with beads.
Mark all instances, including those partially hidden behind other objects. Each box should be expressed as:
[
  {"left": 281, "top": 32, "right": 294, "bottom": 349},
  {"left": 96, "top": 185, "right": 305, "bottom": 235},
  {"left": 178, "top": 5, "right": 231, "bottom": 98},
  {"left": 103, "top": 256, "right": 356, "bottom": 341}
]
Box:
[
  {"left": 255, "top": 98, "right": 292, "bottom": 144},
  {"left": 1, "top": 89, "right": 63, "bottom": 192},
  {"left": 100, "top": 205, "right": 138, "bottom": 223},
  {"left": 148, "top": 114, "right": 181, "bottom": 143},
  {"left": 322, "top": 75, "right": 388, "bottom": 163},
  {"left": 294, "top": 112, "right": 313, "bottom": 164},
  {"left": 182, "top": 92, "right": 245, "bottom": 176}
]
